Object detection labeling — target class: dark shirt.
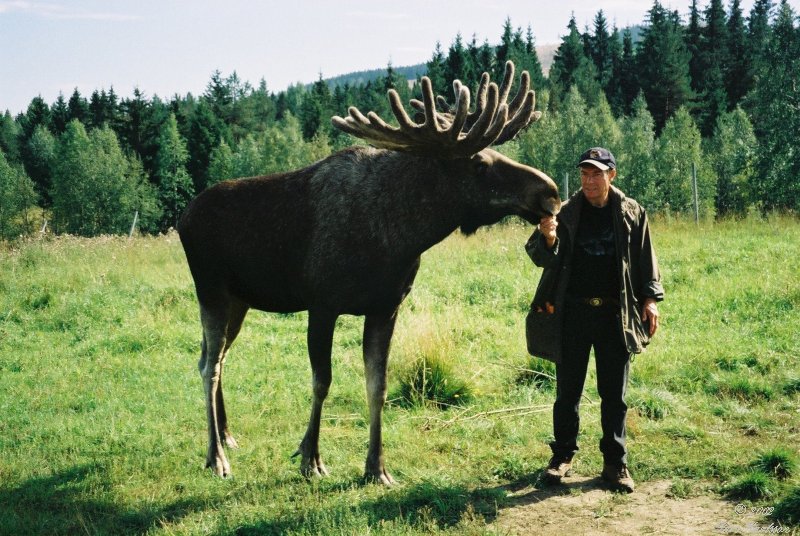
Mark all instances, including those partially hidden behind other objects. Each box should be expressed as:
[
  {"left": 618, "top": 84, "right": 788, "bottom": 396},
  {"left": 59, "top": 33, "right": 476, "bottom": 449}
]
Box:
[{"left": 566, "top": 201, "right": 619, "bottom": 299}]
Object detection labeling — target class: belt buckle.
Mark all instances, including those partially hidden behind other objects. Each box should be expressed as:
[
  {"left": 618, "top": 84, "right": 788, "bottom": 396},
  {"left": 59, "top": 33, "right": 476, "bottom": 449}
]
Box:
[{"left": 588, "top": 297, "right": 603, "bottom": 307}]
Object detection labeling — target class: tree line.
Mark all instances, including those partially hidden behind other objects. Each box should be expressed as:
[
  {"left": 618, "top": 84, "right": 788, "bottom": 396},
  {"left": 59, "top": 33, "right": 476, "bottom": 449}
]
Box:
[{"left": 1, "top": 0, "right": 798, "bottom": 240}]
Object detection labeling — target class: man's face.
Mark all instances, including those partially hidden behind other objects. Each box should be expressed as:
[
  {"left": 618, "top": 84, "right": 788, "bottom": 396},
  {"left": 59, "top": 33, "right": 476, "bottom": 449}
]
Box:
[{"left": 579, "top": 164, "right": 616, "bottom": 207}]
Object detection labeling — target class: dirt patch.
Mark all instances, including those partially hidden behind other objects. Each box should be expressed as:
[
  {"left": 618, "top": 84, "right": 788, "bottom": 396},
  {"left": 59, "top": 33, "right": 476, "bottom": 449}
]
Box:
[{"left": 493, "top": 476, "right": 793, "bottom": 536}]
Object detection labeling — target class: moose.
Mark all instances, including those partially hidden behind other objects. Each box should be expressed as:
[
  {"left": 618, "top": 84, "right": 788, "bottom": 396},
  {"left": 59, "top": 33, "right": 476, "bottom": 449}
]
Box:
[{"left": 178, "top": 61, "right": 561, "bottom": 484}]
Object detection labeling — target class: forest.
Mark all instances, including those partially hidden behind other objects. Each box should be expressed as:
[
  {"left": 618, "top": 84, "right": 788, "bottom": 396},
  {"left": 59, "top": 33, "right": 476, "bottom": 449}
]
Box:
[{"left": 0, "top": 0, "right": 798, "bottom": 239}]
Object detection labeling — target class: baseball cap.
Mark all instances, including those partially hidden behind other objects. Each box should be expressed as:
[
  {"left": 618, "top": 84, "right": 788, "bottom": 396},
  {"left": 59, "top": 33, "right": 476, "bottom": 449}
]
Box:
[{"left": 578, "top": 147, "right": 616, "bottom": 171}]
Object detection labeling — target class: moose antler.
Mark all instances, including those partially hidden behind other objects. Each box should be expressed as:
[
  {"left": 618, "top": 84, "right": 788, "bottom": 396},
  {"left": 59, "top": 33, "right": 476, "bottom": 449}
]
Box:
[{"left": 331, "top": 61, "right": 539, "bottom": 159}]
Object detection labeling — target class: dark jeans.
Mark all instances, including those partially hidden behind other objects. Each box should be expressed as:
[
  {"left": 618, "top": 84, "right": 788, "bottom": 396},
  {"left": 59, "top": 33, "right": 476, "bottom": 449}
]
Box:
[{"left": 550, "top": 302, "right": 631, "bottom": 465}]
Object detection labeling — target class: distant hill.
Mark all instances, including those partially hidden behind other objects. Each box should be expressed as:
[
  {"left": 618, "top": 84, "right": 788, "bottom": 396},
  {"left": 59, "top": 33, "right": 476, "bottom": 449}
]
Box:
[
  {"left": 323, "top": 64, "right": 427, "bottom": 89},
  {"left": 321, "top": 44, "right": 559, "bottom": 90}
]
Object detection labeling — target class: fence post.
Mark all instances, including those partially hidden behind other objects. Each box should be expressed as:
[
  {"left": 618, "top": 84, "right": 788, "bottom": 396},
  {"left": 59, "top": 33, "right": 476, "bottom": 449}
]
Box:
[
  {"left": 129, "top": 211, "right": 139, "bottom": 238},
  {"left": 691, "top": 163, "right": 699, "bottom": 224}
]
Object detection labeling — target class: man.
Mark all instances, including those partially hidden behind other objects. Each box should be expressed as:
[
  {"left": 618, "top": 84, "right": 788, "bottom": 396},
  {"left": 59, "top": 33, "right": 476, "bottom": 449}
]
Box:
[{"left": 525, "top": 147, "right": 664, "bottom": 493}]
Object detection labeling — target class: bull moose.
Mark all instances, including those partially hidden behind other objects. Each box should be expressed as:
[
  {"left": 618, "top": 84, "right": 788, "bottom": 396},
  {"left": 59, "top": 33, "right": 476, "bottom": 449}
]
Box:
[{"left": 177, "top": 61, "right": 561, "bottom": 484}]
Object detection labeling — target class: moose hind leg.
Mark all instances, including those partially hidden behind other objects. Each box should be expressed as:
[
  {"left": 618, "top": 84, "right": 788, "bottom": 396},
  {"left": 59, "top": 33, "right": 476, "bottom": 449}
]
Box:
[
  {"left": 198, "top": 300, "right": 246, "bottom": 477},
  {"left": 215, "top": 302, "right": 248, "bottom": 449},
  {"left": 362, "top": 312, "right": 398, "bottom": 485},
  {"left": 293, "top": 309, "right": 337, "bottom": 478}
]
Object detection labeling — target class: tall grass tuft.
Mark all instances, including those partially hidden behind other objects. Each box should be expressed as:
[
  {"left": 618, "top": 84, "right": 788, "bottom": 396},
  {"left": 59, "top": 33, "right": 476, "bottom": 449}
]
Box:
[
  {"left": 515, "top": 356, "right": 556, "bottom": 389},
  {"left": 783, "top": 377, "right": 800, "bottom": 396},
  {"left": 753, "top": 448, "right": 796, "bottom": 480},
  {"left": 393, "top": 354, "right": 474, "bottom": 408},
  {"left": 723, "top": 471, "right": 775, "bottom": 500},
  {"left": 707, "top": 373, "right": 774, "bottom": 401},
  {"left": 772, "top": 485, "right": 800, "bottom": 525},
  {"left": 628, "top": 387, "right": 675, "bottom": 420}
]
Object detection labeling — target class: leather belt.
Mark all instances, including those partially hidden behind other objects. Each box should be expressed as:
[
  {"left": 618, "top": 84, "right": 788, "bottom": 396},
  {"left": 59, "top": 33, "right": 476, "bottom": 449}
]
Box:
[{"left": 568, "top": 296, "right": 619, "bottom": 307}]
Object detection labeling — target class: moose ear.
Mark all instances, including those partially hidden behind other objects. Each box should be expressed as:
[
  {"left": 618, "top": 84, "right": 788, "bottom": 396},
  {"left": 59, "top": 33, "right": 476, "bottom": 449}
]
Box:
[{"left": 470, "top": 152, "right": 490, "bottom": 175}]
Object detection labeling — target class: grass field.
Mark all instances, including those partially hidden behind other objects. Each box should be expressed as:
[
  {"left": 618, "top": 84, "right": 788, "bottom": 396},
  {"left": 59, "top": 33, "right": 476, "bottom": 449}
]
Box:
[{"left": 0, "top": 217, "right": 798, "bottom": 534}]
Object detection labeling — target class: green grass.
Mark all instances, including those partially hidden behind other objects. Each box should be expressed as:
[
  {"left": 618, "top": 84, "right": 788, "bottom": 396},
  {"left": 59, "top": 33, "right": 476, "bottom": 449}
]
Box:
[{"left": 0, "top": 216, "right": 799, "bottom": 534}]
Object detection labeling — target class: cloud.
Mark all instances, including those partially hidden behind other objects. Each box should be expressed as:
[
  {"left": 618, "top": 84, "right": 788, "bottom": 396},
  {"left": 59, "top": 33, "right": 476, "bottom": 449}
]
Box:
[
  {"left": 345, "top": 10, "right": 410, "bottom": 21},
  {"left": 0, "top": 1, "right": 141, "bottom": 21}
]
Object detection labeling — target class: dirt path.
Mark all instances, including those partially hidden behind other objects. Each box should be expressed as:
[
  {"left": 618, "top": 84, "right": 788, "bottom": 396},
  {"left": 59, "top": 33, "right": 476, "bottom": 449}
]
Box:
[{"left": 493, "top": 476, "right": 795, "bottom": 536}]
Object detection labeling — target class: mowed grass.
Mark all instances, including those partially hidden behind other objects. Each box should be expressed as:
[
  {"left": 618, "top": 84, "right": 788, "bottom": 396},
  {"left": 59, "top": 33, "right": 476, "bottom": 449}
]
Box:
[{"left": 0, "top": 217, "right": 798, "bottom": 534}]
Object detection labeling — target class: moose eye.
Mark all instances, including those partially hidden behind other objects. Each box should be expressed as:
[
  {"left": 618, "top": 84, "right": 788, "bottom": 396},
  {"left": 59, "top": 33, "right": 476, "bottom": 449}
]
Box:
[{"left": 472, "top": 155, "right": 489, "bottom": 175}]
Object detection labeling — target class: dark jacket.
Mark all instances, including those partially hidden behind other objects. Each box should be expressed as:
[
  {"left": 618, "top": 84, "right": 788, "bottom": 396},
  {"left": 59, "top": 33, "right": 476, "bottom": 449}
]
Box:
[{"left": 525, "top": 186, "right": 664, "bottom": 363}]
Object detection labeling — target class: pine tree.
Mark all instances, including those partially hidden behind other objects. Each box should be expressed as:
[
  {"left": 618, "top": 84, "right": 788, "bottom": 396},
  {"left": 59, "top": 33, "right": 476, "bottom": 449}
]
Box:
[
  {"left": 205, "top": 70, "right": 233, "bottom": 123},
  {"left": 250, "top": 78, "right": 275, "bottom": 132},
  {"left": 444, "top": 33, "right": 473, "bottom": 85},
  {"left": 476, "top": 38, "right": 495, "bottom": 78},
  {"left": 549, "top": 15, "right": 592, "bottom": 110},
  {"left": 637, "top": 2, "right": 693, "bottom": 131},
  {"left": 118, "top": 88, "right": 150, "bottom": 163},
  {"left": 495, "top": 18, "right": 516, "bottom": 80},
  {"left": 19, "top": 96, "right": 51, "bottom": 141},
  {"left": 185, "top": 100, "right": 229, "bottom": 192},
  {"left": 746, "top": 0, "right": 800, "bottom": 211},
  {"left": 696, "top": 0, "right": 730, "bottom": 135},
  {"left": 89, "top": 90, "right": 105, "bottom": 128},
  {"left": 425, "top": 42, "right": 448, "bottom": 97},
  {"left": 618, "top": 29, "right": 640, "bottom": 115},
  {"left": 0, "top": 111, "right": 22, "bottom": 165},
  {"left": 300, "top": 74, "right": 333, "bottom": 140},
  {"left": 686, "top": 0, "right": 704, "bottom": 93},
  {"left": 605, "top": 26, "right": 625, "bottom": 115},
  {"left": 154, "top": 113, "right": 194, "bottom": 229},
  {"left": 591, "top": 11, "right": 614, "bottom": 91},
  {"left": 745, "top": 0, "right": 774, "bottom": 93},
  {"left": 524, "top": 25, "right": 546, "bottom": 88},
  {"left": 51, "top": 93, "right": 70, "bottom": 135},
  {"left": 725, "top": 0, "right": 749, "bottom": 109},
  {"left": 67, "top": 89, "right": 89, "bottom": 125}
]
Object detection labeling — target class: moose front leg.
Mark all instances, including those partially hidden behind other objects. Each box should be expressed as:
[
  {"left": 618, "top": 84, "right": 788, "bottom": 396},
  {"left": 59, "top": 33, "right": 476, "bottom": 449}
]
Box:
[
  {"left": 362, "top": 311, "right": 398, "bottom": 485},
  {"left": 293, "top": 309, "right": 337, "bottom": 478}
]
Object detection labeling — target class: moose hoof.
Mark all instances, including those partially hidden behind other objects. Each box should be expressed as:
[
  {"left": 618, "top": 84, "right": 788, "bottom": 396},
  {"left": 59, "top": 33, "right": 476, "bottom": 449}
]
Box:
[
  {"left": 364, "top": 467, "right": 396, "bottom": 486},
  {"left": 300, "top": 455, "right": 329, "bottom": 478},
  {"left": 223, "top": 433, "right": 239, "bottom": 449},
  {"left": 293, "top": 449, "right": 329, "bottom": 478},
  {"left": 206, "top": 453, "right": 231, "bottom": 478}
]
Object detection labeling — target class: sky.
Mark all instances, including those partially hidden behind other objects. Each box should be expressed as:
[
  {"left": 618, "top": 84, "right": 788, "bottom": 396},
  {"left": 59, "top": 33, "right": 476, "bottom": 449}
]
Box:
[{"left": 1, "top": 0, "right": 796, "bottom": 116}]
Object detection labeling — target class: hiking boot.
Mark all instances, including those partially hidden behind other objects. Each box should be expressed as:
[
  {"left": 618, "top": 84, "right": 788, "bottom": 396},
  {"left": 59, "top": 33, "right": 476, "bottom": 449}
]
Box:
[
  {"left": 542, "top": 455, "right": 573, "bottom": 484},
  {"left": 601, "top": 463, "right": 635, "bottom": 493}
]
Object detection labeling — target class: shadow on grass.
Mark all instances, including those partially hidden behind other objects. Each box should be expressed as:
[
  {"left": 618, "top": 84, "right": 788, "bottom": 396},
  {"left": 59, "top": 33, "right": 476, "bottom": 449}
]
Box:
[
  {"left": 231, "top": 471, "right": 606, "bottom": 535},
  {"left": 0, "top": 464, "right": 206, "bottom": 535},
  {"left": 232, "top": 478, "right": 508, "bottom": 535}
]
